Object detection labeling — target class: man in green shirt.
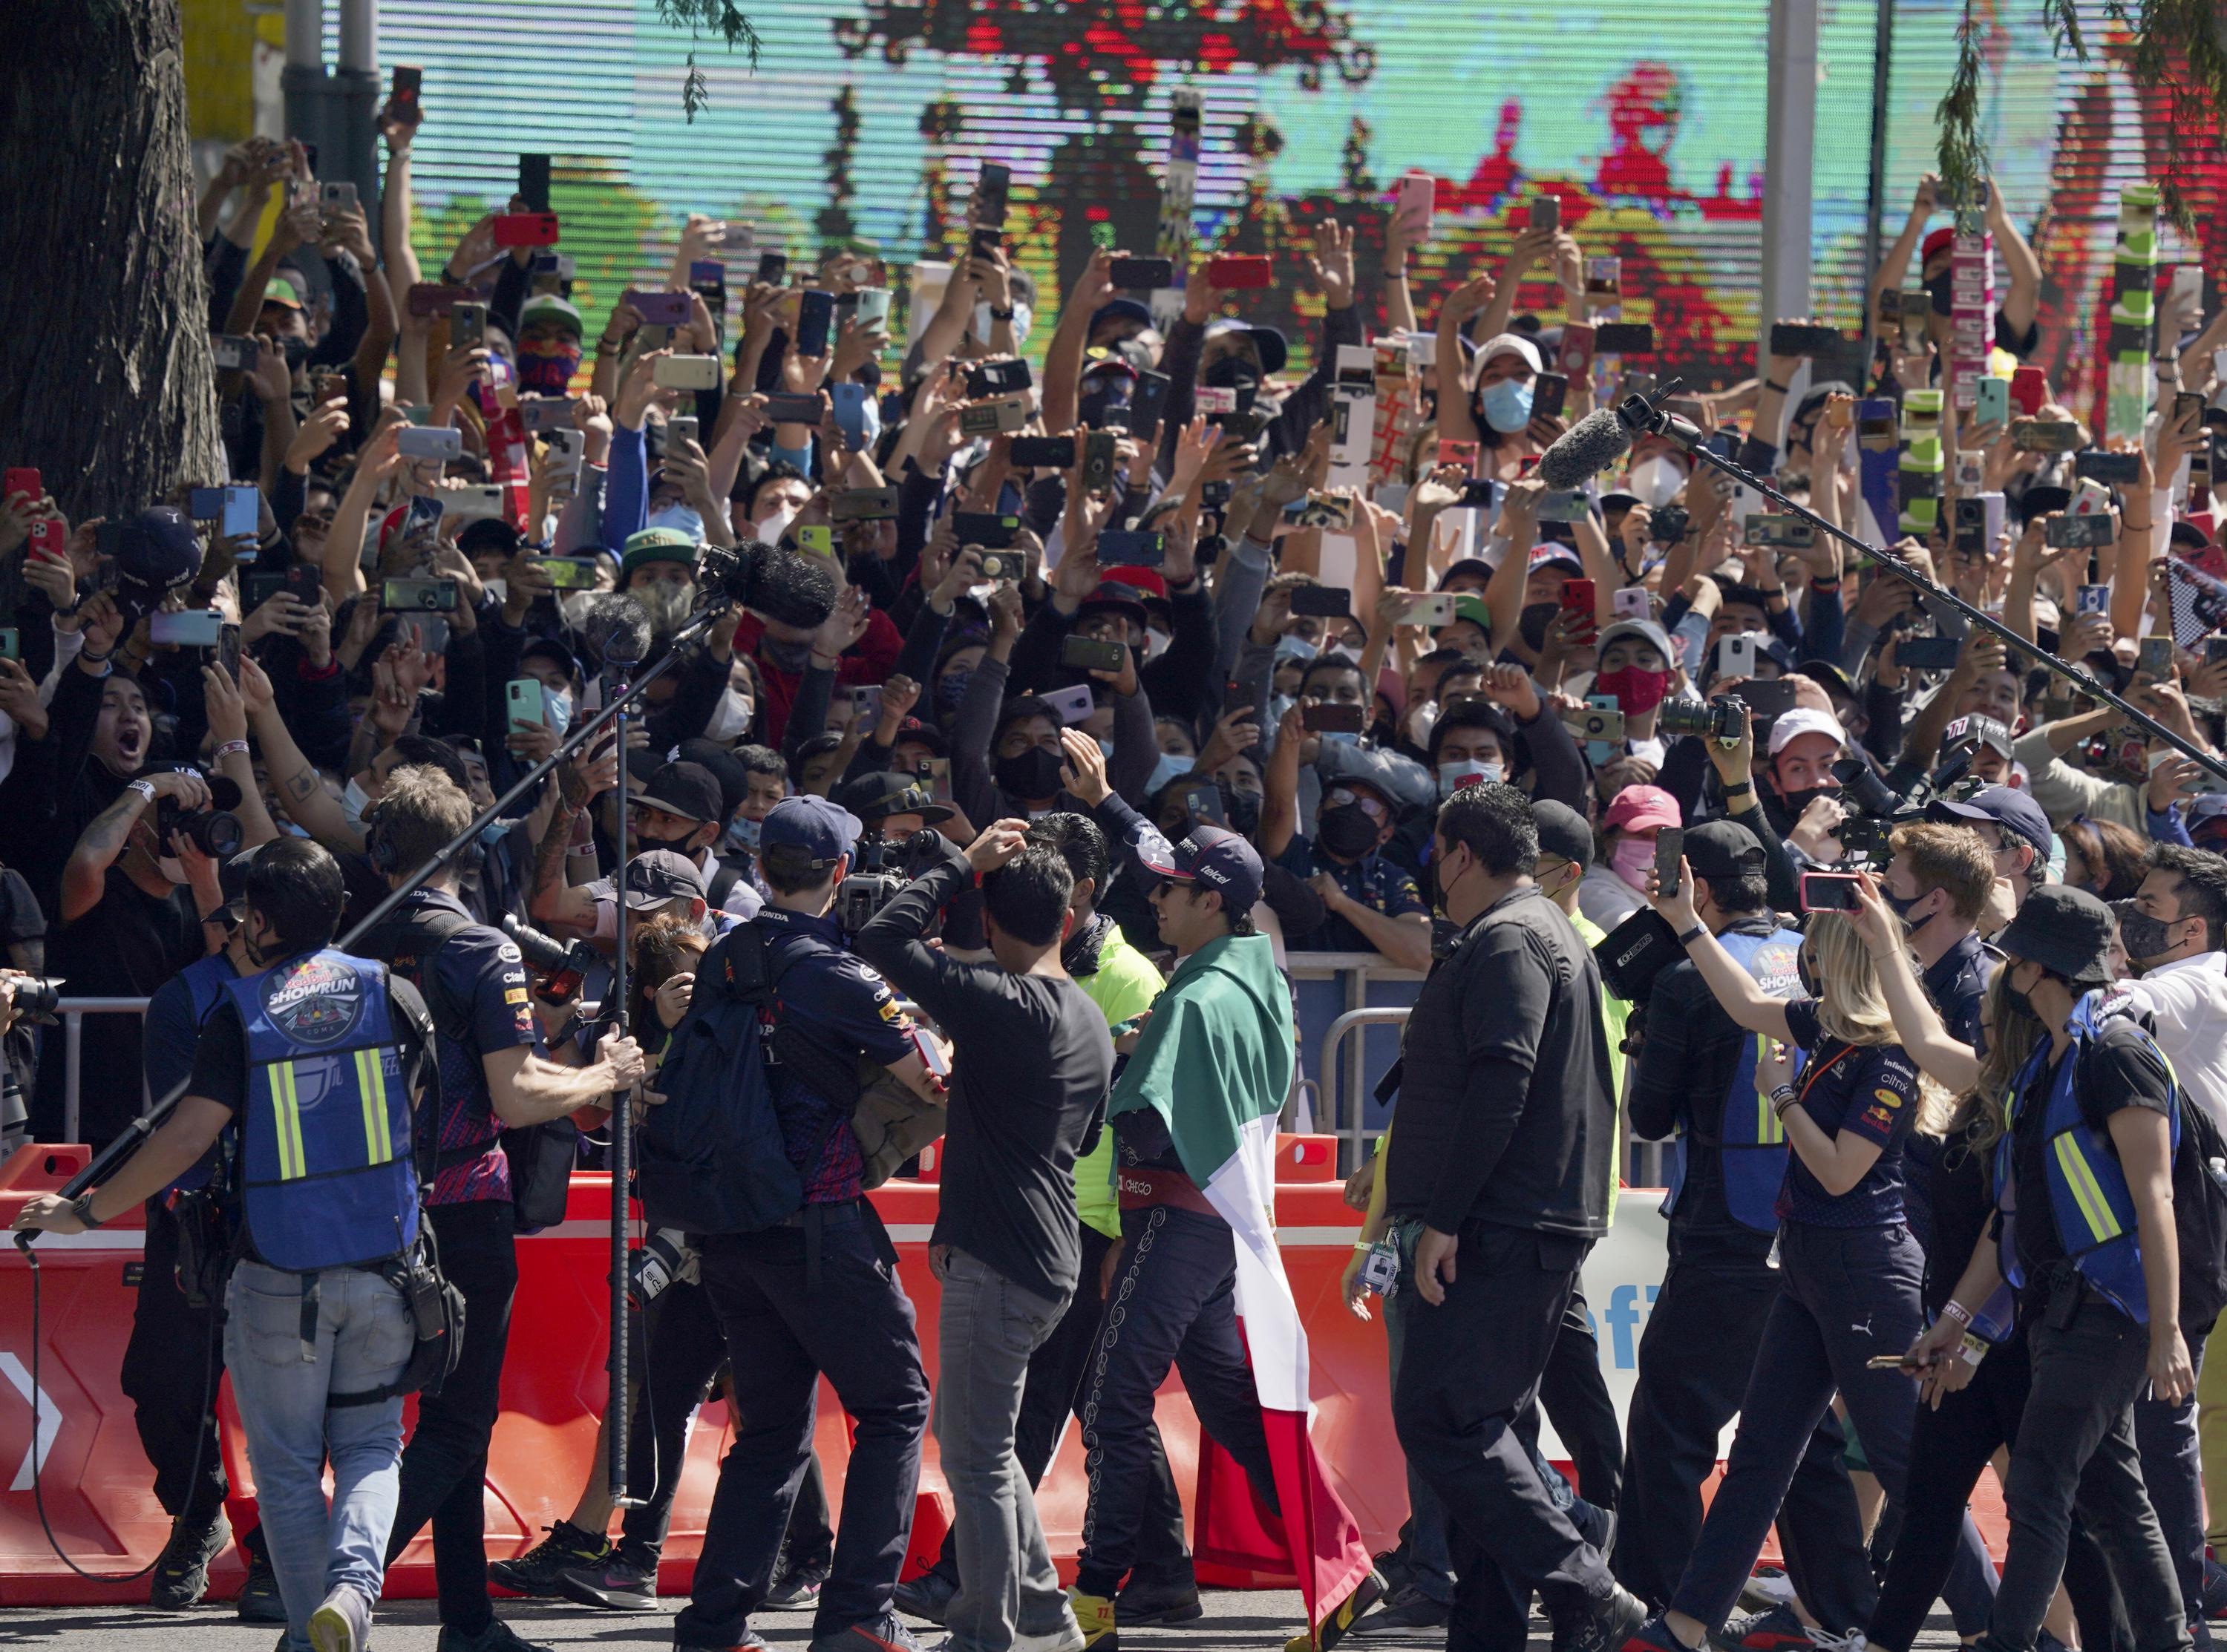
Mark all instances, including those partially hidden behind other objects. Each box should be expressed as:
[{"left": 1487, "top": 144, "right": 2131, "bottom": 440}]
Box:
[{"left": 895, "top": 813, "right": 1199, "bottom": 1630}]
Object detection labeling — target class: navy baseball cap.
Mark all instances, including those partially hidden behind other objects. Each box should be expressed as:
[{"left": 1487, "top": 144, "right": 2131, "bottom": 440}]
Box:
[
  {"left": 1168, "top": 825, "right": 1263, "bottom": 915},
  {"left": 1926, "top": 783, "right": 2054, "bottom": 862},
  {"left": 1091, "top": 298, "right": 1155, "bottom": 332},
  {"left": 762, "top": 794, "right": 863, "bottom": 872}
]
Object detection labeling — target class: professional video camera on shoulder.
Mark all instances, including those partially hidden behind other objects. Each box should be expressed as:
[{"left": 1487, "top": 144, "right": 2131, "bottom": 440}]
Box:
[{"left": 828, "top": 772, "right": 960, "bottom": 937}]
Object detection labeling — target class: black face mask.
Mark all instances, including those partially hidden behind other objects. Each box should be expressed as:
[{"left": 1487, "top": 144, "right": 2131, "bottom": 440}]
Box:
[
  {"left": 1203, "top": 355, "right": 1260, "bottom": 393},
  {"left": 995, "top": 745, "right": 1066, "bottom": 801},
  {"left": 1927, "top": 269, "right": 1955, "bottom": 318},
  {"left": 2001, "top": 980, "right": 2035, "bottom": 1021},
  {"left": 1776, "top": 784, "right": 1837, "bottom": 824},
  {"left": 1881, "top": 886, "right": 1928, "bottom": 928},
  {"left": 2111, "top": 899, "right": 2177, "bottom": 968},
  {"left": 1078, "top": 385, "right": 1131, "bottom": 430},
  {"left": 1518, "top": 601, "right": 1559, "bottom": 652},
  {"left": 635, "top": 825, "right": 696, "bottom": 856},
  {"left": 1316, "top": 802, "right": 1381, "bottom": 860}
]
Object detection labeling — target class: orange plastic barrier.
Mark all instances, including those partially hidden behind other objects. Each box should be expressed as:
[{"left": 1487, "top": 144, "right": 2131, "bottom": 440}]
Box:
[{"left": 0, "top": 1138, "right": 2004, "bottom": 1607}]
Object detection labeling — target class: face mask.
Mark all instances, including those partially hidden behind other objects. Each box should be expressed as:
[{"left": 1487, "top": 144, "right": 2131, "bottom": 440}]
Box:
[
  {"left": 753, "top": 503, "right": 797, "bottom": 546},
  {"left": 1275, "top": 634, "right": 1318, "bottom": 665},
  {"left": 157, "top": 854, "right": 187, "bottom": 885},
  {"left": 1316, "top": 802, "right": 1381, "bottom": 859},
  {"left": 1518, "top": 601, "right": 1558, "bottom": 652},
  {"left": 341, "top": 776, "right": 370, "bottom": 830},
  {"left": 1776, "top": 785, "right": 1836, "bottom": 823},
  {"left": 2111, "top": 899, "right": 2178, "bottom": 967},
  {"left": 647, "top": 503, "right": 704, "bottom": 543},
  {"left": 517, "top": 340, "right": 583, "bottom": 396},
  {"left": 1266, "top": 692, "right": 1296, "bottom": 729},
  {"left": 1627, "top": 453, "right": 1686, "bottom": 508},
  {"left": 1203, "top": 355, "right": 1260, "bottom": 393},
  {"left": 1147, "top": 751, "right": 1194, "bottom": 796},
  {"left": 935, "top": 668, "right": 972, "bottom": 715},
  {"left": 543, "top": 688, "right": 574, "bottom": 737},
  {"left": 705, "top": 686, "right": 753, "bottom": 741},
  {"left": 1881, "top": 885, "right": 1930, "bottom": 928},
  {"left": 2001, "top": 978, "right": 2035, "bottom": 1020},
  {"left": 1439, "top": 758, "right": 1502, "bottom": 799},
  {"left": 725, "top": 815, "right": 762, "bottom": 854},
  {"left": 1405, "top": 698, "right": 1439, "bottom": 744},
  {"left": 1477, "top": 376, "right": 1534, "bottom": 434},
  {"left": 1096, "top": 738, "right": 1116, "bottom": 763},
  {"left": 1594, "top": 666, "right": 1671, "bottom": 715},
  {"left": 995, "top": 745, "right": 1066, "bottom": 801},
  {"left": 1926, "top": 269, "right": 1954, "bottom": 318},
  {"left": 1223, "top": 785, "right": 1262, "bottom": 836},
  {"left": 1143, "top": 626, "right": 1172, "bottom": 662},
  {"left": 1320, "top": 729, "right": 1360, "bottom": 746},
  {"left": 1610, "top": 836, "right": 1655, "bottom": 894},
  {"left": 634, "top": 824, "right": 696, "bottom": 857}
]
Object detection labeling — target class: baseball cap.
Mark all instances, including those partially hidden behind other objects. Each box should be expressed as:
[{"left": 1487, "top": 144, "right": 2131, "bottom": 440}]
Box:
[
  {"left": 1100, "top": 565, "right": 1168, "bottom": 601},
  {"left": 1531, "top": 800, "right": 1594, "bottom": 871},
  {"left": 1090, "top": 298, "right": 1154, "bottom": 333},
  {"left": 1767, "top": 707, "right": 1848, "bottom": 758},
  {"left": 1596, "top": 617, "right": 1675, "bottom": 666},
  {"left": 891, "top": 715, "right": 947, "bottom": 758},
  {"left": 1451, "top": 593, "right": 1491, "bottom": 632},
  {"left": 835, "top": 770, "right": 955, "bottom": 827},
  {"left": 1685, "top": 819, "right": 1768, "bottom": 879},
  {"left": 520, "top": 635, "right": 581, "bottom": 684},
  {"left": 1317, "top": 739, "right": 1434, "bottom": 814},
  {"left": 1799, "top": 660, "right": 1860, "bottom": 706},
  {"left": 2188, "top": 793, "right": 2227, "bottom": 846},
  {"left": 617, "top": 850, "right": 706, "bottom": 910},
  {"left": 672, "top": 738, "right": 751, "bottom": 824},
  {"left": 1474, "top": 332, "right": 1545, "bottom": 376},
  {"left": 1922, "top": 226, "right": 1956, "bottom": 263},
  {"left": 1202, "top": 318, "right": 1290, "bottom": 376},
  {"left": 1079, "top": 580, "right": 1151, "bottom": 629},
  {"left": 519, "top": 295, "right": 585, "bottom": 338},
  {"left": 621, "top": 526, "right": 698, "bottom": 582},
  {"left": 762, "top": 794, "right": 863, "bottom": 873},
  {"left": 1603, "top": 784, "right": 1681, "bottom": 834},
  {"left": 1926, "top": 784, "right": 2055, "bottom": 862},
  {"left": 2171, "top": 519, "right": 2212, "bottom": 551},
  {"left": 458, "top": 517, "right": 526, "bottom": 560},
  {"left": 1528, "top": 544, "right": 1586, "bottom": 578},
  {"left": 1437, "top": 557, "right": 1496, "bottom": 591},
  {"left": 1995, "top": 884, "right": 2116, "bottom": 985},
  {"left": 263, "top": 272, "right": 307, "bottom": 312},
  {"left": 1162, "top": 824, "right": 1263, "bottom": 914},
  {"left": 629, "top": 761, "right": 723, "bottom": 825}
]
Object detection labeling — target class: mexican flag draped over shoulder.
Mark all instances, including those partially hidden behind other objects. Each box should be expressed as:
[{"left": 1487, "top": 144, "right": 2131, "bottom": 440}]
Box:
[{"left": 1108, "top": 933, "right": 1376, "bottom": 1639}]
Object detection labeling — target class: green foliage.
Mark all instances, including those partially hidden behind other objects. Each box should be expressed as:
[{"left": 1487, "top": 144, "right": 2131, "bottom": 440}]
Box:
[{"left": 655, "top": 0, "right": 764, "bottom": 121}]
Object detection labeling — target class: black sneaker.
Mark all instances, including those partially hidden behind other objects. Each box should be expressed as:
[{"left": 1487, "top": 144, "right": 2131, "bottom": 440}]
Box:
[
  {"left": 148, "top": 1510, "right": 231, "bottom": 1610},
  {"left": 892, "top": 1568, "right": 959, "bottom": 1625},
  {"left": 235, "top": 1539, "right": 287, "bottom": 1624},
  {"left": 1350, "top": 1586, "right": 1452, "bottom": 1635},
  {"left": 490, "top": 1521, "right": 612, "bottom": 1597},
  {"left": 556, "top": 1550, "right": 660, "bottom": 1611},
  {"left": 807, "top": 1612, "right": 929, "bottom": 1652},
  {"left": 1549, "top": 1584, "right": 1648, "bottom": 1652},
  {"left": 436, "top": 1620, "right": 556, "bottom": 1651},
  {"left": 1114, "top": 1575, "right": 1202, "bottom": 1627},
  {"left": 766, "top": 1561, "right": 828, "bottom": 1609}
]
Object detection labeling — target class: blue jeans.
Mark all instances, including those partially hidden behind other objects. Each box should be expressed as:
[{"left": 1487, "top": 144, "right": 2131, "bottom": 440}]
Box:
[{"left": 223, "top": 1260, "right": 413, "bottom": 1652}]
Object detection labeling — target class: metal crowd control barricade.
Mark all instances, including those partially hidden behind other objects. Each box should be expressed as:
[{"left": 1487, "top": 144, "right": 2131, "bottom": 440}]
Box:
[
  {"left": 1286, "top": 952, "right": 1422, "bottom": 1171},
  {"left": 54, "top": 997, "right": 154, "bottom": 1146}
]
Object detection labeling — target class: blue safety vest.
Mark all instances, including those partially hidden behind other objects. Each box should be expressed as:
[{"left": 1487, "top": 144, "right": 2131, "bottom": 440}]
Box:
[
  {"left": 226, "top": 948, "right": 420, "bottom": 1274},
  {"left": 1995, "top": 991, "right": 2182, "bottom": 1324},
  {"left": 1664, "top": 925, "right": 1807, "bottom": 1233}
]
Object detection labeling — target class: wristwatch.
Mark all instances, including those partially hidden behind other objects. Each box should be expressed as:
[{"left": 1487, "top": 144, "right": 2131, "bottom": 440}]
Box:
[
  {"left": 987, "top": 305, "right": 1015, "bottom": 322},
  {"left": 1677, "top": 924, "right": 1707, "bottom": 946},
  {"left": 70, "top": 1191, "right": 102, "bottom": 1231}
]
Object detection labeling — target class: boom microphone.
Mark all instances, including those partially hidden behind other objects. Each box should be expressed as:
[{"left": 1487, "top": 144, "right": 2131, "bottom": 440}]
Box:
[
  {"left": 1536, "top": 406, "right": 1635, "bottom": 489},
  {"left": 703, "top": 538, "right": 840, "bottom": 630},
  {"left": 583, "top": 593, "right": 653, "bottom": 668}
]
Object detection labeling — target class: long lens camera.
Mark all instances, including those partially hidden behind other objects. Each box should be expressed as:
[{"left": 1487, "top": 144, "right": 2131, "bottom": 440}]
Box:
[{"left": 1658, "top": 695, "right": 1747, "bottom": 742}]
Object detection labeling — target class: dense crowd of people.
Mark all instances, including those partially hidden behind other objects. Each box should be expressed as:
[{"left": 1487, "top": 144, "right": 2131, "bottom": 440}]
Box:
[{"left": 9, "top": 85, "right": 2227, "bottom": 1652}]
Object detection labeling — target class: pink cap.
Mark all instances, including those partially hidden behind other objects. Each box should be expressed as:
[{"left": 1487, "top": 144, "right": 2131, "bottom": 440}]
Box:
[{"left": 1603, "top": 784, "right": 1681, "bottom": 833}]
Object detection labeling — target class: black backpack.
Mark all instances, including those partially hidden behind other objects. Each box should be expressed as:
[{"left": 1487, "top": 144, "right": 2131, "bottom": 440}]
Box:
[
  {"left": 357, "top": 905, "right": 576, "bottom": 1233},
  {"left": 2171, "top": 1090, "right": 2227, "bottom": 1331}
]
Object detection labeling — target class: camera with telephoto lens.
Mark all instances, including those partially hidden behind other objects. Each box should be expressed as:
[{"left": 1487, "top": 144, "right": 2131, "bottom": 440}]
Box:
[
  {"left": 1658, "top": 695, "right": 1748, "bottom": 743},
  {"left": 1837, "top": 815, "right": 1895, "bottom": 864},
  {"left": 7, "top": 977, "right": 63, "bottom": 1026},
  {"left": 502, "top": 915, "right": 596, "bottom": 1004},
  {"left": 156, "top": 772, "right": 244, "bottom": 859},
  {"left": 629, "top": 1227, "right": 698, "bottom": 1307}
]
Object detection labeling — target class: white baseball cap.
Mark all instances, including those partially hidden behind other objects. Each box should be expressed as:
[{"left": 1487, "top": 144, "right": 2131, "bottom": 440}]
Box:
[
  {"left": 1473, "top": 332, "right": 1543, "bottom": 376},
  {"left": 1766, "top": 706, "right": 1848, "bottom": 758}
]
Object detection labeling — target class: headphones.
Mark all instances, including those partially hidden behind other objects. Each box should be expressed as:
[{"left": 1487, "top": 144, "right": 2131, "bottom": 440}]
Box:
[{"left": 364, "top": 801, "right": 397, "bottom": 873}]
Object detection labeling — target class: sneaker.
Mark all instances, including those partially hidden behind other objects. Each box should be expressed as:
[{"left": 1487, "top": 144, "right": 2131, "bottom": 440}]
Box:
[
  {"left": 307, "top": 1584, "right": 371, "bottom": 1652},
  {"left": 148, "top": 1510, "right": 230, "bottom": 1610},
  {"left": 1737, "top": 1569, "right": 1796, "bottom": 1616},
  {"left": 1350, "top": 1585, "right": 1453, "bottom": 1634},
  {"left": 436, "top": 1620, "right": 556, "bottom": 1651},
  {"left": 674, "top": 1633, "right": 770, "bottom": 1652},
  {"left": 808, "top": 1612, "right": 930, "bottom": 1652},
  {"left": 235, "top": 1540, "right": 287, "bottom": 1625},
  {"left": 1114, "top": 1576, "right": 1202, "bottom": 1627},
  {"left": 1805, "top": 1632, "right": 1867, "bottom": 1652},
  {"left": 1618, "top": 1619, "right": 1699, "bottom": 1652},
  {"left": 556, "top": 1551, "right": 659, "bottom": 1611},
  {"left": 1069, "top": 1589, "right": 1118, "bottom": 1652},
  {"left": 893, "top": 1568, "right": 961, "bottom": 1625},
  {"left": 1548, "top": 1585, "right": 1649, "bottom": 1652},
  {"left": 766, "top": 1561, "right": 828, "bottom": 1610},
  {"left": 490, "top": 1520, "right": 612, "bottom": 1597},
  {"left": 1710, "top": 1606, "right": 1816, "bottom": 1652},
  {"left": 1288, "top": 1569, "right": 1387, "bottom": 1652},
  {"left": 1013, "top": 1613, "right": 1088, "bottom": 1652},
  {"left": 1570, "top": 1497, "right": 1619, "bottom": 1562}
]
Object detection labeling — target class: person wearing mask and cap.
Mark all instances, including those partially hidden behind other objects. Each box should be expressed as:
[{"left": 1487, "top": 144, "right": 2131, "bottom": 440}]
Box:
[
  {"left": 1756, "top": 707, "right": 1849, "bottom": 864},
  {"left": 1583, "top": 784, "right": 1681, "bottom": 931},
  {"left": 1903, "top": 885, "right": 2194, "bottom": 1652},
  {"left": 1588, "top": 616, "right": 1681, "bottom": 770},
  {"left": 514, "top": 294, "right": 586, "bottom": 398},
  {"left": 675, "top": 795, "right": 943, "bottom": 1652},
  {"left": 835, "top": 771, "right": 955, "bottom": 856},
  {"left": 2010, "top": 695, "right": 2180, "bottom": 837},
  {"left": 1436, "top": 330, "right": 1563, "bottom": 482},
  {"left": 1615, "top": 821, "right": 1868, "bottom": 1627},
  {"left": 1260, "top": 731, "right": 1433, "bottom": 971},
  {"left": 1926, "top": 784, "right": 2055, "bottom": 931}
]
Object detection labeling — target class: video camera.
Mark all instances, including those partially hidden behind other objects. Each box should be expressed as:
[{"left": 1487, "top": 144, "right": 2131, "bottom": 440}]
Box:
[
  {"left": 503, "top": 915, "right": 598, "bottom": 1004},
  {"left": 833, "top": 832, "right": 941, "bottom": 937}
]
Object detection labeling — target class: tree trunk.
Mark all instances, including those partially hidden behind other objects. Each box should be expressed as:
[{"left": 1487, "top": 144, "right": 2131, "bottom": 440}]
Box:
[{"left": 0, "top": 0, "right": 223, "bottom": 522}]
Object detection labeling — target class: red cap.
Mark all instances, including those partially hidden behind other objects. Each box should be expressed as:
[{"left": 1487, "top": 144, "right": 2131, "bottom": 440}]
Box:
[
  {"left": 1921, "top": 226, "right": 1955, "bottom": 263},
  {"left": 1099, "top": 566, "right": 1168, "bottom": 600}
]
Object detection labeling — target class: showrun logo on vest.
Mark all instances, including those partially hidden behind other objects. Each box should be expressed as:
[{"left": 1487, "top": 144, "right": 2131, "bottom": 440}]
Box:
[{"left": 262, "top": 957, "right": 367, "bottom": 1047}]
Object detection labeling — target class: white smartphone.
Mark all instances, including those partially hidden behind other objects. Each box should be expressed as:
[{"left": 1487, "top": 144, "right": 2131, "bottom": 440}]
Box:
[
  {"left": 1717, "top": 633, "right": 1759, "bottom": 681},
  {"left": 1041, "top": 684, "right": 1096, "bottom": 726}
]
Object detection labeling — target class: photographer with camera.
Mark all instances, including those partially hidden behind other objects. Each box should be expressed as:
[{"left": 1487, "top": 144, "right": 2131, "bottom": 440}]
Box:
[
  {"left": 33, "top": 762, "right": 232, "bottom": 1148},
  {"left": 358, "top": 765, "right": 647, "bottom": 1652},
  {"left": 855, "top": 818, "right": 1113, "bottom": 1652},
  {"left": 676, "top": 793, "right": 943, "bottom": 1652},
  {"left": 13, "top": 839, "right": 437, "bottom": 1652}
]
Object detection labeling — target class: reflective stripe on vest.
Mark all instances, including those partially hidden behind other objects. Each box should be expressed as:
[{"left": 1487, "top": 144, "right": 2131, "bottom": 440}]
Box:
[
  {"left": 1663, "top": 925, "right": 1806, "bottom": 1234},
  {"left": 224, "top": 948, "right": 419, "bottom": 1274},
  {"left": 1995, "top": 990, "right": 2182, "bottom": 1323}
]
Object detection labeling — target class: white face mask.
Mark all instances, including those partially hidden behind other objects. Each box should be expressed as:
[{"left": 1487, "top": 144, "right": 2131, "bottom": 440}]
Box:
[
  {"left": 1627, "top": 454, "right": 1687, "bottom": 508},
  {"left": 543, "top": 688, "right": 574, "bottom": 737},
  {"left": 341, "top": 776, "right": 371, "bottom": 830},
  {"left": 1438, "top": 757, "right": 1503, "bottom": 800},
  {"left": 705, "top": 686, "right": 754, "bottom": 741},
  {"left": 1146, "top": 750, "right": 1194, "bottom": 796},
  {"left": 157, "top": 855, "right": 186, "bottom": 885},
  {"left": 1144, "top": 626, "right": 1172, "bottom": 662},
  {"left": 1405, "top": 698, "right": 1439, "bottom": 744},
  {"left": 972, "top": 301, "right": 1033, "bottom": 347},
  {"left": 753, "top": 503, "right": 797, "bottom": 546}
]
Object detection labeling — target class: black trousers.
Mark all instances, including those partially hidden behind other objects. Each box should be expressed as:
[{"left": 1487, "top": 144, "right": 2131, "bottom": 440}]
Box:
[
  {"left": 1540, "top": 1288, "right": 1623, "bottom": 1510},
  {"left": 928, "top": 1223, "right": 1191, "bottom": 1592},
  {"left": 1870, "top": 1329, "right": 2132, "bottom": 1652},
  {"left": 122, "top": 1199, "right": 235, "bottom": 1531},
  {"left": 615, "top": 1277, "right": 834, "bottom": 1574},
  {"left": 1986, "top": 1288, "right": 2190, "bottom": 1652},
  {"left": 1075, "top": 1204, "right": 1278, "bottom": 1600},
  {"left": 1391, "top": 1222, "right": 1618, "bottom": 1652},
  {"left": 385, "top": 1199, "right": 519, "bottom": 1633},
  {"left": 1613, "top": 1243, "right": 1863, "bottom": 1619},
  {"left": 676, "top": 1203, "right": 929, "bottom": 1648}
]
